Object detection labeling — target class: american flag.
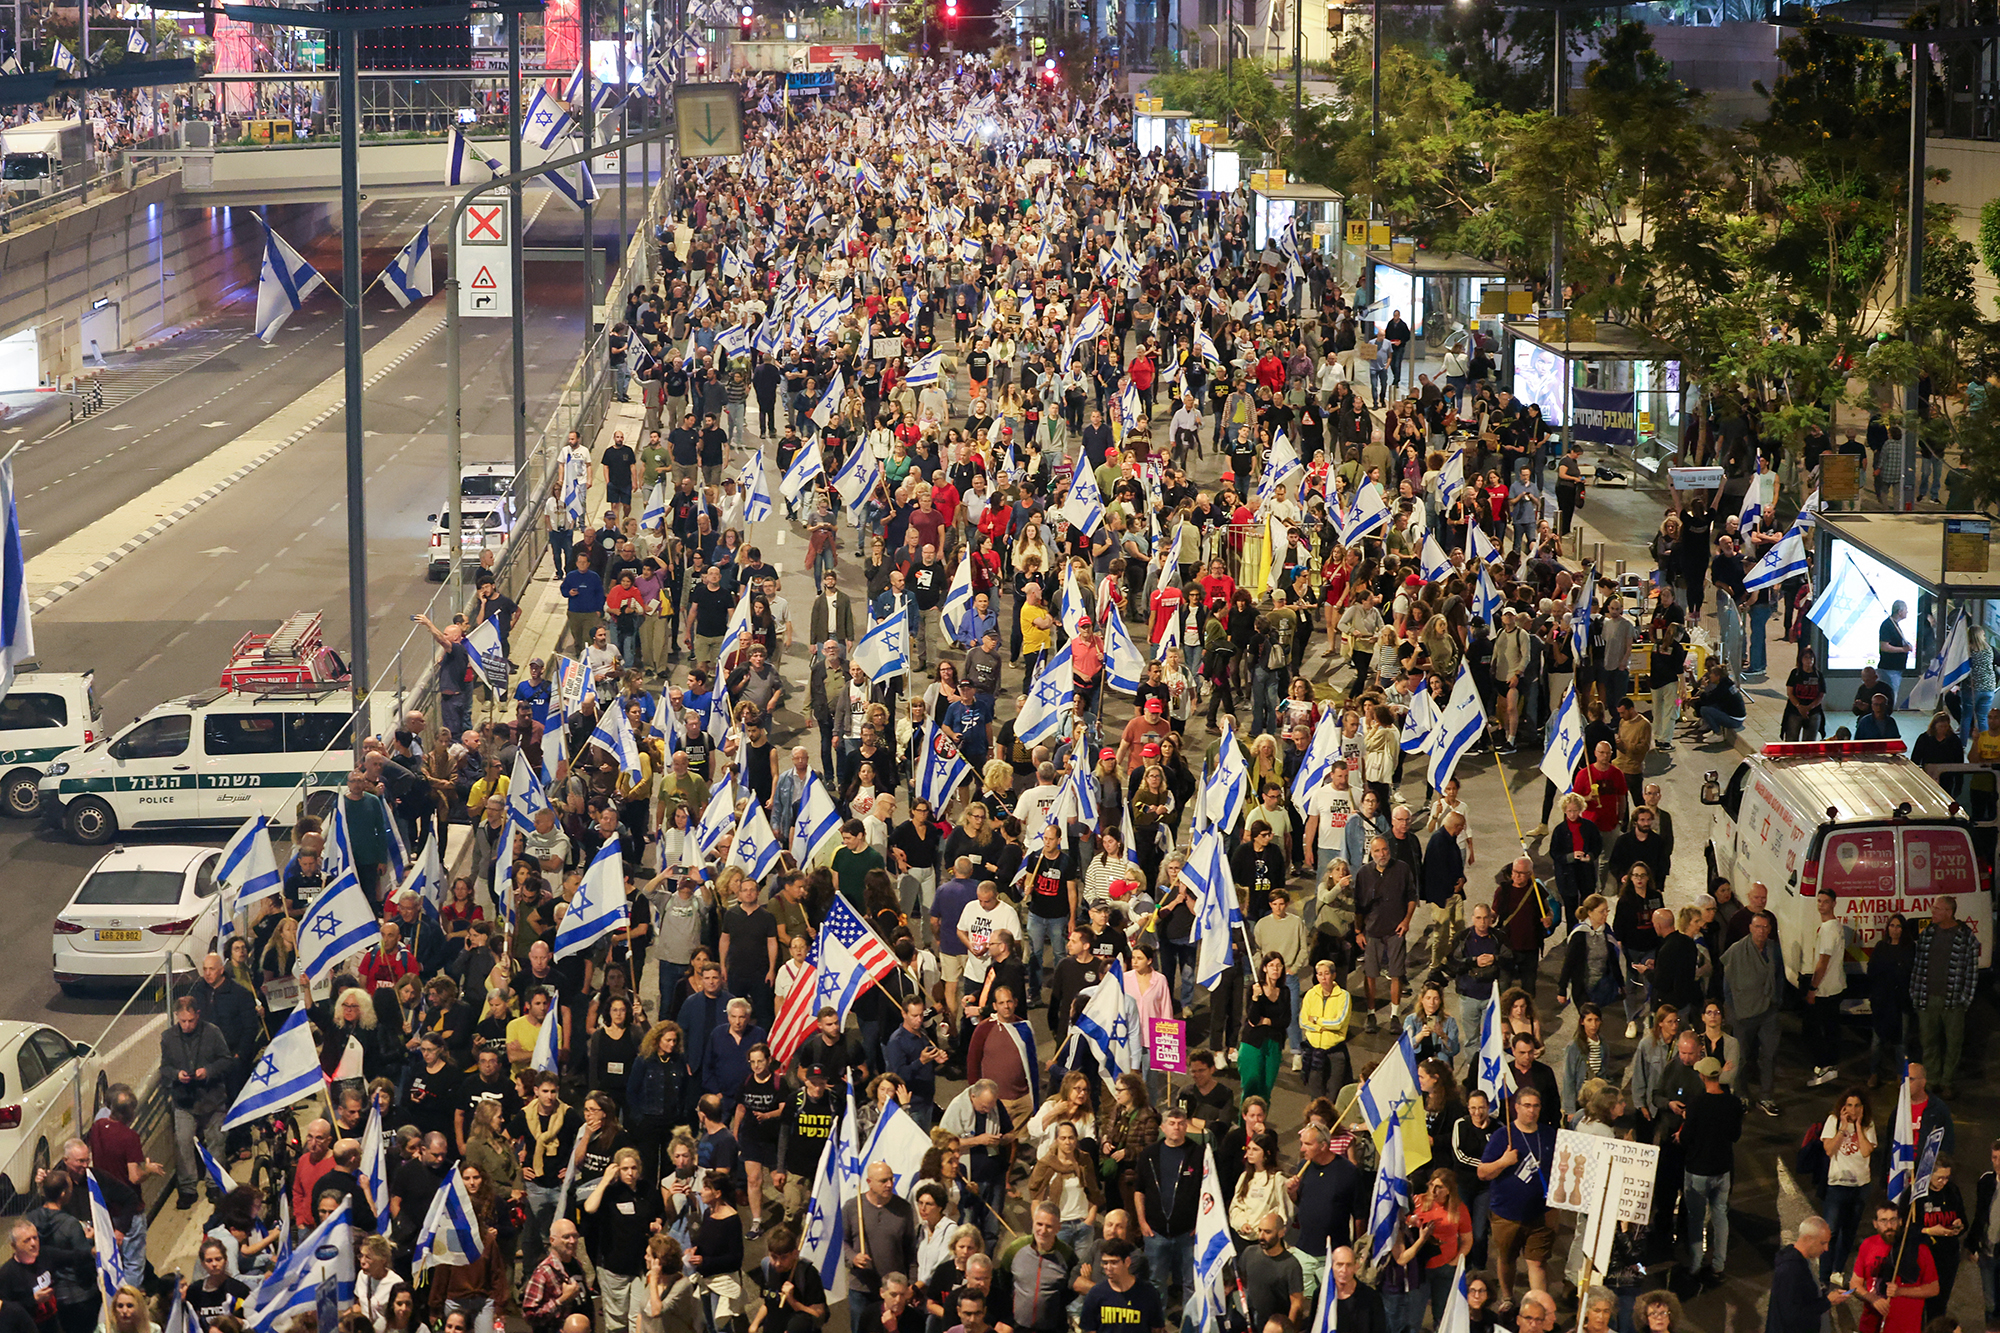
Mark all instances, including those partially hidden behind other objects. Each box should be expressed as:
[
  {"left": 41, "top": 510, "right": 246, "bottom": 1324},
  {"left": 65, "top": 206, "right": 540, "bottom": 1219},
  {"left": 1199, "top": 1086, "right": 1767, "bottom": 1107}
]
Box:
[{"left": 770, "top": 896, "right": 895, "bottom": 1068}]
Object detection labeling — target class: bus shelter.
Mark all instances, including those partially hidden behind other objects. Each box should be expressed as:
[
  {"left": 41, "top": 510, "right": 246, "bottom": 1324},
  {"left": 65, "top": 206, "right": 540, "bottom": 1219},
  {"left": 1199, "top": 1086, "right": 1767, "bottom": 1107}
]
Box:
[
  {"left": 1134, "top": 107, "right": 1195, "bottom": 157},
  {"left": 1360, "top": 249, "right": 1507, "bottom": 348},
  {"left": 1501, "top": 316, "right": 1685, "bottom": 485},
  {"left": 1248, "top": 179, "right": 1343, "bottom": 270}
]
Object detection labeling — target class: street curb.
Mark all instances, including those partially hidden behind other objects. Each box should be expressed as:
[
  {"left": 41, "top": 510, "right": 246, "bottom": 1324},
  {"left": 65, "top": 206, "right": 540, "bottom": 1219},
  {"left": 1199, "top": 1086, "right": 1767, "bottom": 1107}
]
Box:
[{"left": 29, "top": 317, "right": 446, "bottom": 614}]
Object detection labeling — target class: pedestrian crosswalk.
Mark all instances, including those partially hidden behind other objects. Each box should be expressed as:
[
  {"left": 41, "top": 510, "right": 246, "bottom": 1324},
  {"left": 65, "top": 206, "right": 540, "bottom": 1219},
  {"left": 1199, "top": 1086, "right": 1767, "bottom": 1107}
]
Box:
[{"left": 87, "top": 329, "right": 242, "bottom": 413}]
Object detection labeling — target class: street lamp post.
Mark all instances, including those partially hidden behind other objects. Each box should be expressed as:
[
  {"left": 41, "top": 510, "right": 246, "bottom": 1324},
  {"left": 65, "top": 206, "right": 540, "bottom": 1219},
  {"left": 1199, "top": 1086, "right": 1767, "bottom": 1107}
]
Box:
[{"left": 509, "top": 4, "right": 527, "bottom": 470}]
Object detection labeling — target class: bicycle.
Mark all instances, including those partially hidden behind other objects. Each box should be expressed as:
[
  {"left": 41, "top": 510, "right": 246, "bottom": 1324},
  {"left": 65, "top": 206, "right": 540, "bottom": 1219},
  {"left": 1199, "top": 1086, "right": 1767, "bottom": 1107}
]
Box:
[{"left": 245, "top": 1110, "right": 301, "bottom": 1220}]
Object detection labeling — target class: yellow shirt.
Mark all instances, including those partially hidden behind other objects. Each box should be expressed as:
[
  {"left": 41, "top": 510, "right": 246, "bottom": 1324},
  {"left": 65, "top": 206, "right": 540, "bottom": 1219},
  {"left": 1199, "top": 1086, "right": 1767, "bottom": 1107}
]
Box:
[
  {"left": 506, "top": 1014, "right": 545, "bottom": 1075},
  {"left": 1020, "top": 602, "right": 1054, "bottom": 655},
  {"left": 1301, "top": 983, "right": 1352, "bottom": 1050}
]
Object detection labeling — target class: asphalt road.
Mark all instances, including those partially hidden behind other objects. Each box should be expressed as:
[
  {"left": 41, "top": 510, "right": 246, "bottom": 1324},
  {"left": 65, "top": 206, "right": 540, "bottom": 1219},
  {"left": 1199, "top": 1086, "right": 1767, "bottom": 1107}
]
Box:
[{"left": 0, "top": 194, "right": 594, "bottom": 1050}]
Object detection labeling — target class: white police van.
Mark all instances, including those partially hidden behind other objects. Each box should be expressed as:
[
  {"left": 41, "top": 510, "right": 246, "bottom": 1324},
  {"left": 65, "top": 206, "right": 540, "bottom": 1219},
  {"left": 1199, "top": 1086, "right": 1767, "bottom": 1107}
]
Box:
[
  {"left": 38, "top": 683, "right": 354, "bottom": 845},
  {"left": 0, "top": 672, "right": 101, "bottom": 818},
  {"left": 426, "top": 463, "right": 516, "bottom": 580}
]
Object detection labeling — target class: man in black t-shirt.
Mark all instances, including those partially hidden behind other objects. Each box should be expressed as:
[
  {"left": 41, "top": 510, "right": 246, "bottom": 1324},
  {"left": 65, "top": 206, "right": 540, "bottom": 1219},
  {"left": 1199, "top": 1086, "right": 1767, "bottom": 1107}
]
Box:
[
  {"left": 686, "top": 565, "right": 739, "bottom": 669},
  {"left": 0, "top": 1219, "right": 59, "bottom": 1333},
  {"left": 1077, "top": 1240, "right": 1164, "bottom": 1333},
  {"left": 388, "top": 1133, "right": 446, "bottom": 1257},
  {"left": 749, "top": 1226, "right": 829, "bottom": 1333},
  {"left": 720, "top": 877, "right": 779, "bottom": 1028},
  {"left": 602, "top": 431, "right": 637, "bottom": 522},
  {"left": 1020, "top": 827, "right": 1077, "bottom": 1004},
  {"left": 1879, "top": 600, "right": 1912, "bottom": 696}
]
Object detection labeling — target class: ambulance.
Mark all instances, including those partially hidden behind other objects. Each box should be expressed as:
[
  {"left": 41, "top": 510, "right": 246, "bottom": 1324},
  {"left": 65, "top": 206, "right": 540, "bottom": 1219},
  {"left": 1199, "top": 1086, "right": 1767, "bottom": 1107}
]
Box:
[{"left": 1700, "top": 739, "right": 1991, "bottom": 974}]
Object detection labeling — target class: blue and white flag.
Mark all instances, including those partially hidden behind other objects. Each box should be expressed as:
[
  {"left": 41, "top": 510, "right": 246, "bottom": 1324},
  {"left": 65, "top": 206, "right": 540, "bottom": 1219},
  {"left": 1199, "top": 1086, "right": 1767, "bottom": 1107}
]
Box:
[
  {"left": 1743, "top": 523, "right": 1809, "bottom": 594},
  {"left": 223, "top": 1010, "right": 325, "bottom": 1129},
  {"left": 640, "top": 480, "right": 668, "bottom": 530},
  {"left": 913, "top": 718, "right": 974, "bottom": 810},
  {"left": 1288, "top": 708, "right": 1342, "bottom": 804},
  {"left": 740, "top": 449, "right": 775, "bottom": 524},
  {"left": 0, "top": 451, "right": 28, "bottom": 699},
  {"left": 1908, "top": 610, "right": 1971, "bottom": 713},
  {"left": 542, "top": 160, "right": 600, "bottom": 209},
  {"left": 1051, "top": 761, "right": 1098, "bottom": 833},
  {"left": 165, "top": 1281, "right": 202, "bottom": 1333},
  {"left": 1070, "top": 956, "right": 1145, "bottom": 1088},
  {"left": 1436, "top": 1260, "right": 1473, "bottom": 1333},
  {"left": 85, "top": 1175, "right": 120, "bottom": 1304},
  {"left": 723, "top": 796, "right": 784, "bottom": 880},
  {"left": 791, "top": 770, "right": 842, "bottom": 865},
  {"left": 1400, "top": 681, "right": 1438, "bottom": 754},
  {"left": 1186, "top": 827, "right": 1240, "bottom": 988},
  {"left": 411, "top": 1168, "right": 486, "bottom": 1272},
  {"left": 830, "top": 438, "right": 882, "bottom": 515},
  {"left": 854, "top": 606, "right": 910, "bottom": 681},
  {"left": 715, "top": 587, "right": 755, "bottom": 672},
  {"left": 1364, "top": 1114, "right": 1412, "bottom": 1270},
  {"left": 1739, "top": 461, "right": 1767, "bottom": 531},
  {"left": 1118, "top": 381, "right": 1142, "bottom": 432},
  {"left": 126, "top": 26, "right": 149, "bottom": 54},
  {"left": 553, "top": 838, "right": 628, "bottom": 960},
  {"left": 1194, "top": 326, "right": 1221, "bottom": 364},
  {"left": 1437, "top": 449, "right": 1465, "bottom": 509},
  {"left": 194, "top": 1138, "right": 235, "bottom": 1197},
  {"left": 1015, "top": 642, "right": 1074, "bottom": 747},
  {"left": 379, "top": 224, "right": 433, "bottom": 308},
  {"left": 522, "top": 85, "right": 573, "bottom": 150},
  {"left": 254, "top": 227, "right": 325, "bottom": 342},
  {"left": 1102, "top": 602, "right": 1147, "bottom": 694},
  {"left": 800, "top": 1131, "right": 849, "bottom": 1304},
  {"left": 811, "top": 370, "right": 846, "bottom": 430},
  {"left": 1190, "top": 1143, "right": 1233, "bottom": 1324},
  {"left": 1476, "top": 988, "right": 1516, "bottom": 1104},
  {"left": 1309, "top": 1241, "right": 1340, "bottom": 1333},
  {"left": 1257, "top": 430, "right": 1302, "bottom": 502},
  {"left": 245, "top": 1198, "right": 356, "bottom": 1332},
  {"left": 49, "top": 41, "right": 77, "bottom": 74},
  {"left": 1204, "top": 718, "right": 1250, "bottom": 831},
  {"left": 218, "top": 814, "right": 282, "bottom": 907},
  {"left": 1468, "top": 522, "right": 1501, "bottom": 565},
  {"left": 1540, "top": 682, "right": 1588, "bottom": 789},
  {"left": 359, "top": 1104, "right": 392, "bottom": 1235},
  {"left": 1419, "top": 533, "right": 1451, "bottom": 584},
  {"left": 780, "top": 442, "right": 826, "bottom": 504},
  {"left": 529, "top": 996, "right": 561, "bottom": 1074},
  {"left": 463, "top": 614, "right": 508, "bottom": 691},
  {"left": 588, "top": 701, "right": 644, "bottom": 783},
  {"left": 941, "top": 555, "right": 976, "bottom": 648},
  {"left": 857, "top": 1096, "right": 934, "bottom": 1200},
  {"left": 1342, "top": 481, "right": 1390, "bottom": 543},
  {"left": 1426, "top": 666, "right": 1487, "bottom": 791},
  {"left": 1473, "top": 564, "right": 1502, "bottom": 626},
  {"left": 694, "top": 772, "right": 738, "bottom": 860},
  {"left": 1888, "top": 1072, "right": 1917, "bottom": 1204},
  {"left": 296, "top": 868, "right": 380, "bottom": 987},
  {"left": 446, "top": 127, "right": 501, "bottom": 185},
  {"left": 1060, "top": 452, "right": 1105, "bottom": 537},
  {"left": 904, "top": 349, "right": 946, "bottom": 386},
  {"left": 1571, "top": 573, "right": 1593, "bottom": 660}
]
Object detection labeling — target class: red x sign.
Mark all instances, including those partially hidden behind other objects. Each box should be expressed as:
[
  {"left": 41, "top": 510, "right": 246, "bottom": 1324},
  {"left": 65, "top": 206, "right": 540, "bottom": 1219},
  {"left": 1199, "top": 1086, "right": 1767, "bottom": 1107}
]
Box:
[{"left": 465, "top": 204, "right": 504, "bottom": 242}]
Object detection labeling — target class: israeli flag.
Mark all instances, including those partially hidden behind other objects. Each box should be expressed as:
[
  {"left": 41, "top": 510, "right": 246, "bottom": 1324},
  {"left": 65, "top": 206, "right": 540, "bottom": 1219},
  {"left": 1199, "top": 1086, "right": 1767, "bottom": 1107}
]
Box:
[
  {"left": 961, "top": 236, "right": 983, "bottom": 263},
  {"left": 1052, "top": 761, "right": 1098, "bottom": 833},
  {"left": 1102, "top": 602, "right": 1147, "bottom": 694},
  {"left": 85, "top": 1176, "right": 120, "bottom": 1303},
  {"left": 724, "top": 796, "right": 784, "bottom": 880},
  {"left": 223, "top": 1010, "right": 325, "bottom": 1129},
  {"left": 737, "top": 449, "right": 774, "bottom": 525},
  {"left": 529, "top": 998, "right": 561, "bottom": 1075},
  {"left": 1468, "top": 522, "right": 1501, "bottom": 565},
  {"left": 543, "top": 161, "right": 600, "bottom": 210},
  {"left": 640, "top": 480, "right": 669, "bottom": 530},
  {"left": 715, "top": 587, "right": 755, "bottom": 673},
  {"left": 1571, "top": 573, "right": 1594, "bottom": 660},
  {"left": 246, "top": 1199, "right": 357, "bottom": 1331},
  {"left": 1309, "top": 1241, "right": 1340, "bottom": 1333},
  {"left": 1186, "top": 826, "right": 1240, "bottom": 988},
  {"left": 800, "top": 1133, "right": 849, "bottom": 1304},
  {"left": 1060, "top": 454, "right": 1106, "bottom": 537},
  {"left": 218, "top": 814, "right": 282, "bottom": 908},
  {"left": 1205, "top": 718, "right": 1250, "bottom": 831},
  {"left": 446, "top": 127, "right": 501, "bottom": 185},
  {"left": 1743, "top": 523, "right": 1808, "bottom": 594},
  {"left": 1539, "top": 683, "right": 1589, "bottom": 790},
  {"left": 1288, "top": 709, "right": 1342, "bottom": 804},
  {"left": 1060, "top": 566, "right": 1089, "bottom": 642},
  {"left": 914, "top": 718, "right": 974, "bottom": 809},
  {"left": 254, "top": 227, "right": 326, "bottom": 342},
  {"left": 0, "top": 452, "right": 26, "bottom": 700},
  {"left": 1257, "top": 429, "right": 1302, "bottom": 501},
  {"left": 1419, "top": 534, "right": 1452, "bottom": 584},
  {"left": 1888, "top": 1072, "right": 1917, "bottom": 1203},
  {"left": 1118, "top": 381, "right": 1142, "bottom": 432},
  {"left": 1401, "top": 680, "right": 1439, "bottom": 753},
  {"left": 1015, "top": 642, "right": 1074, "bottom": 747},
  {"left": 780, "top": 443, "right": 826, "bottom": 503},
  {"left": 695, "top": 773, "right": 739, "bottom": 860},
  {"left": 1473, "top": 564, "right": 1502, "bottom": 626},
  {"left": 411, "top": 1168, "right": 486, "bottom": 1272},
  {"left": 941, "top": 555, "right": 976, "bottom": 648},
  {"left": 194, "top": 1139, "right": 234, "bottom": 1197},
  {"left": 1191, "top": 1144, "right": 1233, "bottom": 1320},
  {"left": 857, "top": 1096, "right": 934, "bottom": 1200},
  {"left": 1476, "top": 988, "right": 1517, "bottom": 1104},
  {"left": 1426, "top": 666, "right": 1487, "bottom": 791},
  {"left": 1342, "top": 481, "right": 1390, "bottom": 543},
  {"left": 554, "top": 838, "right": 627, "bottom": 960},
  {"left": 376, "top": 223, "right": 434, "bottom": 309},
  {"left": 126, "top": 26, "right": 149, "bottom": 53},
  {"left": 49, "top": 41, "right": 76, "bottom": 74},
  {"left": 1907, "top": 610, "right": 1971, "bottom": 713},
  {"left": 296, "top": 868, "right": 381, "bottom": 987},
  {"left": 905, "top": 349, "right": 947, "bottom": 386},
  {"left": 1246, "top": 287, "right": 1265, "bottom": 323},
  {"left": 791, "top": 770, "right": 843, "bottom": 865},
  {"left": 1364, "top": 1112, "right": 1412, "bottom": 1267},
  {"left": 1070, "top": 956, "right": 1146, "bottom": 1088},
  {"left": 522, "top": 85, "right": 574, "bottom": 150},
  {"left": 1194, "top": 326, "right": 1221, "bottom": 364},
  {"left": 812, "top": 371, "right": 848, "bottom": 431},
  {"left": 463, "top": 614, "right": 509, "bottom": 691},
  {"left": 588, "top": 700, "right": 644, "bottom": 783},
  {"left": 1437, "top": 449, "right": 1465, "bottom": 508},
  {"left": 359, "top": 1104, "right": 392, "bottom": 1235},
  {"left": 1739, "top": 461, "right": 1767, "bottom": 531},
  {"left": 716, "top": 324, "right": 752, "bottom": 361},
  {"left": 854, "top": 605, "right": 910, "bottom": 681}
]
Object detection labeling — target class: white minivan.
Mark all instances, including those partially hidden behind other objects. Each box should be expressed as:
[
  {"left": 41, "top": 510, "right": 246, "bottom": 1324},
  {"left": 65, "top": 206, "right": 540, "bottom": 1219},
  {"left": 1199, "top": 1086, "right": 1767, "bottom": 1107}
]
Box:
[
  {"left": 1701, "top": 738, "right": 1992, "bottom": 974},
  {"left": 38, "top": 683, "right": 354, "bottom": 845},
  {"left": 0, "top": 672, "right": 101, "bottom": 818}
]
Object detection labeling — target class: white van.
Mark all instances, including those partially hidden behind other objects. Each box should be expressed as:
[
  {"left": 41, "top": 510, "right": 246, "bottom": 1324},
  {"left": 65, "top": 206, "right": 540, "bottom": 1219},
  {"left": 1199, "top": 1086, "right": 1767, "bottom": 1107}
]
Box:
[
  {"left": 1701, "top": 739, "right": 1992, "bottom": 973},
  {"left": 38, "top": 683, "right": 354, "bottom": 845},
  {"left": 0, "top": 672, "right": 101, "bottom": 818}
]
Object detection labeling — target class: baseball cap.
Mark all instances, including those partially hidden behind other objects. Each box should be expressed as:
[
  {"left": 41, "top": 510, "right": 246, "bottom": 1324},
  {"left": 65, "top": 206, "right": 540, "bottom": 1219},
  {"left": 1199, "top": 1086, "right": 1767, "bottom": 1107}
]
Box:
[
  {"left": 1002, "top": 425, "right": 1014, "bottom": 435},
  {"left": 1144, "top": 697, "right": 1164, "bottom": 713},
  {"left": 1141, "top": 743, "right": 1161, "bottom": 758},
  {"left": 1078, "top": 614, "right": 1094, "bottom": 627},
  {"left": 1693, "top": 1057, "right": 1722, "bottom": 1078},
  {"left": 1099, "top": 747, "right": 1117, "bottom": 762},
  {"left": 804, "top": 1063, "right": 829, "bottom": 1081},
  {"left": 529, "top": 657, "right": 545, "bottom": 669},
  {"left": 1110, "top": 878, "right": 1138, "bottom": 899}
]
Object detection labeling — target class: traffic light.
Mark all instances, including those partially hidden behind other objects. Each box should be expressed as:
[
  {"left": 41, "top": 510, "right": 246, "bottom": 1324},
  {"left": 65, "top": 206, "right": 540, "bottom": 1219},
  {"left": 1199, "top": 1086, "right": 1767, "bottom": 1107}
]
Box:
[
  {"left": 739, "top": 3, "right": 752, "bottom": 32},
  {"left": 1042, "top": 56, "right": 1057, "bottom": 83},
  {"left": 943, "top": 0, "right": 957, "bottom": 22}
]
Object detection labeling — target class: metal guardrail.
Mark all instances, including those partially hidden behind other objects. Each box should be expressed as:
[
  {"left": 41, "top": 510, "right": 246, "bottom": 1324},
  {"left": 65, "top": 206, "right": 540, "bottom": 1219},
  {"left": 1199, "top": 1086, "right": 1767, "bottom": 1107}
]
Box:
[{"left": 0, "top": 134, "right": 175, "bottom": 233}]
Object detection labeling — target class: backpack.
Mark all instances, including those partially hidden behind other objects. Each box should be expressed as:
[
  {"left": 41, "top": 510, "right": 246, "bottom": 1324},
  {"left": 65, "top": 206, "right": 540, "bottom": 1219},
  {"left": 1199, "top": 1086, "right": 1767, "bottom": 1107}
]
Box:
[{"left": 1795, "top": 1120, "right": 1829, "bottom": 1197}]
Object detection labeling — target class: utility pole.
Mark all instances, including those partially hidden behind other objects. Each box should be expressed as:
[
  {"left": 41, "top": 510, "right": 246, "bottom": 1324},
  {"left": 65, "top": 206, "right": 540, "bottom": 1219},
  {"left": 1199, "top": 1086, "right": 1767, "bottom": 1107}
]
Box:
[
  {"left": 581, "top": 0, "right": 597, "bottom": 336},
  {"left": 509, "top": 4, "right": 527, "bottom": 471},
  {"left": 1903, "top": 35, "right": 1927, "bottom": 513},
  {"left": 339, "top": 26, "right": 368, "bottom": 716},
  {"left": 1292, "top": 0, "right": 1301, "bottom": 116}
]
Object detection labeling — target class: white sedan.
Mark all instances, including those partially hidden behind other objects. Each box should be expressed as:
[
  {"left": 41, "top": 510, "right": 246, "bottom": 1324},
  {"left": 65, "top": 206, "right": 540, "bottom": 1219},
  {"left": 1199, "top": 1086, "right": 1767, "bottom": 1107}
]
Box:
[
  {"left": 52, "top": 844, "right": 225, "bottom": 995},
  {"left": 0, "top": 1022, "right": 105, "bottom": 1214}
]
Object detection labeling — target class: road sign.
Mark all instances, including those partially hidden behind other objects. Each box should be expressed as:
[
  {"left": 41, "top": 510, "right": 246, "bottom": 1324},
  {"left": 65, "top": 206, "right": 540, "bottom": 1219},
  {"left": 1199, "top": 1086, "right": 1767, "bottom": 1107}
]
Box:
[
  {"left": 461, "top": 200, "right": 508, "bottom": 246},
  {"left": 460, "top": 257, "right": 511, "bottom": 320},
  {"left": 675, "top": 83, "right": 743, "bottom": 158}
]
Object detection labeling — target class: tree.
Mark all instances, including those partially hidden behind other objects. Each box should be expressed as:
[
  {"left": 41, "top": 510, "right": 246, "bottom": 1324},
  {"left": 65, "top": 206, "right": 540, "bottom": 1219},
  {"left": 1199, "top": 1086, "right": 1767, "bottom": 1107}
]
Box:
[{"left": 1146, "top": 57, "right": 1293, "bottom": 153}]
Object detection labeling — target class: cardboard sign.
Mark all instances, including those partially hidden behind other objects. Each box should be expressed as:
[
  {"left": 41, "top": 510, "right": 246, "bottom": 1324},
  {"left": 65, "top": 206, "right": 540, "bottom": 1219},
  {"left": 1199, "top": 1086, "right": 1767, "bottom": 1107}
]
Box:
[
  {"left": 262, "top": 975, "right": 301, "bottom": 1012},
  {"left": 871, "top": 336, "right": 905, "bottom": 360},
  {"left": 1821, "top": 452, "right": 1861, "bottom": 502},
  {"left": 1668, "top": 466, "right": 1725, "bottom": 491},
  {"left": 1149, "top": 1017, "right": 1187, "bottom": 1073},
  {"left": 1549, "top": 1129, "right": 1660, "bottom": 1225}
]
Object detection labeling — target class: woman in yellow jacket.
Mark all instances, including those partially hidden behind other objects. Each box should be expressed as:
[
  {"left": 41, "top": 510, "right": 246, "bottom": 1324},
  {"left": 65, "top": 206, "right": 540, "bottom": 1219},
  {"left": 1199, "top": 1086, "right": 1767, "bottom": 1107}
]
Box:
[{"left": 1300, "top": 958, "right": 1353, "bottom": 1103}]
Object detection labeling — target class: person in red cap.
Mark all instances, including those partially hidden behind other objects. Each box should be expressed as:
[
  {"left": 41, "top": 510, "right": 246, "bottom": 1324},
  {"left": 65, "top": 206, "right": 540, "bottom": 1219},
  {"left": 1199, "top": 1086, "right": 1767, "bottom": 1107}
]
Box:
[
  {"left": 1119, "top": 696, "right": 1173, "bottom": 770},
  {"left": 1071, "top": 615, "right": 1105, "bottom": 714}
]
